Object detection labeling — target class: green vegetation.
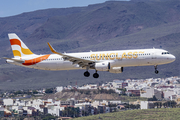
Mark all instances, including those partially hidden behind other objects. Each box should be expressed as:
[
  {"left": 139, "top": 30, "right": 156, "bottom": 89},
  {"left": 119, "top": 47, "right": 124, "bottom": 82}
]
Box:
[
  {"left": 124, "top": 103, "right": 140, "bottom": 109},
  {"left": 118, "top": 95, "right": 148, "bottom": 102},
  {"left": 147, "top": 95, "right": 157, "bottom": 101},
  {"left": 68, "top": 88, "right": 116, "bottom": 95},
  {"left": 61, "top": 107, "right": 80, "bottom": 117},
  {"left": 45, "top": 88, "right": 54, "bottom": 94},
  {"left": 42, "top": 114, "right": 58, "bottom": 120},
  {"left": 73, "top": 108, "right": 180, "bottom": 120}
]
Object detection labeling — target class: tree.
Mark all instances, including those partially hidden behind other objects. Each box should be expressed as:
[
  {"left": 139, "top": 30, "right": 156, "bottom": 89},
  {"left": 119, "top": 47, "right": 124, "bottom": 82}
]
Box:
[
  {"left": 42, "top": 114, "right": 57, "bottom": 120},
  {"left": 61, "top": 107, "right": 80, "bottom": 117},
  {"left": 122, "top": 88, "right": 127, "bottom": 94},
  {"left": 148, "top": 95, "right": 157, "bottom": 101},
  {"left": 154, "top": 102, "right": 159, "bottom": 108},
  {"left": 159, "top": 102, "right": 162, "bottom": 108},
  {"left": 108, "top": 89, "right": 115, "bottom": 94},
  {"left": 136, "top": 104, "right": 140, "bottom": 109},
  {"left": 45, "top": 88, "right": 53, "bottom": 94},
  {"left": 32, "top": 90, "right": 38, "bottom": 94},
  {"left": 163, "top": 102, "right": 167, "bottom": 108},
  {"left": 171, "top": 101, "right": 177, "bottom": 108}
]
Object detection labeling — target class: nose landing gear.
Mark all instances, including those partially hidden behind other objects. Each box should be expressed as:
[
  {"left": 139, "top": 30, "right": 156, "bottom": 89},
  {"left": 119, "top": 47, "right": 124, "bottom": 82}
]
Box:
[{"left": 154, "top": 65, "right": 159, "bottom": 74}]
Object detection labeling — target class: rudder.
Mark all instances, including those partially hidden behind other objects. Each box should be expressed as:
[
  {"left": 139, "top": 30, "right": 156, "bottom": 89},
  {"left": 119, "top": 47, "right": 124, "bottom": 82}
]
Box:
[{"left": 8, "top": 33, "right": 34, "bottom": 58}]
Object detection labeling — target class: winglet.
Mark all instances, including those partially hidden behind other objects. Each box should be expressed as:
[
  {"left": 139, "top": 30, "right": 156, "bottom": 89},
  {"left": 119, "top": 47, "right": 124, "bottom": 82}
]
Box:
[
  {"left": 47, "top": 42, "right": 63, "bottom": 55},
  {"left": 47, "top": 42, "right": 57, "bottom": 53}
]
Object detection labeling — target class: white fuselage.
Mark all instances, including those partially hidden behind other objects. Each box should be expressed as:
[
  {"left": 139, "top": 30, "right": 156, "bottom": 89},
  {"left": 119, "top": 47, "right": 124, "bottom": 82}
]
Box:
[{"left": 7, "top": 48, "right": 175, "bottom": 71}]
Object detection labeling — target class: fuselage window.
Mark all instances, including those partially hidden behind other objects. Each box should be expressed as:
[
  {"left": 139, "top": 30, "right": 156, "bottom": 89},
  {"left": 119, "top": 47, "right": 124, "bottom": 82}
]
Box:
[{"left": 162, "top": 52, "right": 169, "bottom": 55}]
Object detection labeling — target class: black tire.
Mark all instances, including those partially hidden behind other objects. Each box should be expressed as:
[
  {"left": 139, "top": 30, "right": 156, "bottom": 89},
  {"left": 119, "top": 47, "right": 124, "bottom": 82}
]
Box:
[
  {"left": 93, "top": 73, "right": 99, "bottom": 78},
  {"left": 84, "top": 71, "right": 90, "bottom": 77},
  {"left": 155, "top": 70, "right": 159, "bottom": 74}
]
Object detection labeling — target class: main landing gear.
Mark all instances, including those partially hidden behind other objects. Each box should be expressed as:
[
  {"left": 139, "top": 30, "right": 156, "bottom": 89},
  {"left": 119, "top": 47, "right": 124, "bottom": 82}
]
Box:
[
  {"left": 154, "top": 65, "right": 159, "bottom": 74},
  {"left": 93, "top": 70, "right": 99, "bottom": 78},
  {"left": 84, "top": 71, "right": 90, "bottom": 77},
  {"left": 84, "top": 71, "right": 99, "bottom": 78},
  {"left": 84, "top": 67, "right": 99, "bottom": 78}
]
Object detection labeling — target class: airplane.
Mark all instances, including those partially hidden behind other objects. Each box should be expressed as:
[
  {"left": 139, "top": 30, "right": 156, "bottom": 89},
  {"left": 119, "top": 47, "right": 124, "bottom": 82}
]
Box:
[{"left": 3, "top": 33, "right": 176, "bottom": 78}]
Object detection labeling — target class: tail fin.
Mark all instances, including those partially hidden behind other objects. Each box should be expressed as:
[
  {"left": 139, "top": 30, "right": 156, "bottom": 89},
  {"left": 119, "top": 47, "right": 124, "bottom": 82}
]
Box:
[{"left": 8, "top": 33, "right": 34, "bottom": 58}]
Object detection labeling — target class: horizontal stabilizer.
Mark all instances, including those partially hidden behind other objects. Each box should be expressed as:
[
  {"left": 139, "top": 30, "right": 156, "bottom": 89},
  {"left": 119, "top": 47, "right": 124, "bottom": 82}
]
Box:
[{"left": 3, "top": 57, "right": 24, "bottom": 63}]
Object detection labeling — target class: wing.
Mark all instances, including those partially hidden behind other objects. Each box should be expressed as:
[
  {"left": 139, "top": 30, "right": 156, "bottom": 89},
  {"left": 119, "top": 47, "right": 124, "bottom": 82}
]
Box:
[{"left": 47, "top": 43, "right": 96, "bottom": 68}]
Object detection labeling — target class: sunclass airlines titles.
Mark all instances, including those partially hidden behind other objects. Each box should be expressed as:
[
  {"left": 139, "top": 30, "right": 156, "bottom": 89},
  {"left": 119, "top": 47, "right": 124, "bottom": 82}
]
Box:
[{"left": 90, "top": 51, "right": 145, "bottom": 60}]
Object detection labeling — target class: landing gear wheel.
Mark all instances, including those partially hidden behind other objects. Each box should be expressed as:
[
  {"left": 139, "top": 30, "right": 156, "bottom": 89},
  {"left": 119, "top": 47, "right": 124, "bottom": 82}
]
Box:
[
  {"left": 84, "top": 71, "right": 90, "bottom": 77},
  {"left": 93, "top": 73, "right": 99, "bottom": 78},
  {"left": 155, "top": 70, "right": 159, "bottom": 74},
  {"left": 154, "top": 65, "right": 159, "bottom": 74}
]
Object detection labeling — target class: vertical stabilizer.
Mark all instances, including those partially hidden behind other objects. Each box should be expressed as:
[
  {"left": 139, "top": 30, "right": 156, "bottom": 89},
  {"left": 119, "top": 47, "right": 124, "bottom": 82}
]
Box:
[{"left": 8, "top": 33, "right": 34, "bottom": 58}]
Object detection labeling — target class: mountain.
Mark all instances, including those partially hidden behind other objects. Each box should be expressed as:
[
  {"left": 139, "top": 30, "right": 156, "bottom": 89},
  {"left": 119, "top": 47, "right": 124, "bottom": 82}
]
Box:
[{"left": 0, "top": 0, "right": 180, "bottom": 91}]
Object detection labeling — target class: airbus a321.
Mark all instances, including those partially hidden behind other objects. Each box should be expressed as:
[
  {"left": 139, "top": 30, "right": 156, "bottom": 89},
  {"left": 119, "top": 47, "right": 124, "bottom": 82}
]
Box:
[{"left": 3, "top": 33, "right": 176, "bottom": 78}]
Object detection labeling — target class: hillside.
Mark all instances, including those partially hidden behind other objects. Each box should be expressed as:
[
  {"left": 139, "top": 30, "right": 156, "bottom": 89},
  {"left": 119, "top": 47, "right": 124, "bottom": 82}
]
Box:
[
  {"left": 73, "top": 108, "right": 180, "bottom": 120},
  {"left": 0, "top": 0, "right": 180, "bottom": 91}
]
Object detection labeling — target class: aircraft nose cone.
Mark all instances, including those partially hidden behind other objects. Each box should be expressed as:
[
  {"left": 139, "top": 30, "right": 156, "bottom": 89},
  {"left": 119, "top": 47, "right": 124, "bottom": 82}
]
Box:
[{"left": 169, "top": 55, "right": 176, "bottom": 62}]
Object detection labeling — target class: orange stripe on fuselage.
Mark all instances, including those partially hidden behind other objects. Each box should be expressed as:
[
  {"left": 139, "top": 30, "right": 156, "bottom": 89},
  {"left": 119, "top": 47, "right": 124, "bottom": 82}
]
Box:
[
  {"left": 10, "top": 39, "right": 21, "bottom": 47},
  {"left": 22, "top": 54, "right": 51, "bottom": 66}
]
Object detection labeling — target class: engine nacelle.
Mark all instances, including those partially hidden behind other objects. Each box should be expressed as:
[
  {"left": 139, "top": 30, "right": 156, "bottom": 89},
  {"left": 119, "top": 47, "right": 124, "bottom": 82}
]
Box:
[
  {"left": 95, "top": 62, "right": 123, "bottom": 73},
  {"left": 95, "top": 62, "right": 110, "bottom": 71},
  {"left": 109, "top": 67, "right": 123, "bottom": 73}
]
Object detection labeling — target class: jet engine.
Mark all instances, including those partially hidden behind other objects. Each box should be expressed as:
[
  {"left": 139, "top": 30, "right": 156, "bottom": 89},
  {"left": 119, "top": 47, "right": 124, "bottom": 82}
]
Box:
[
  {"left": 109, "top": 67, "right": 123, "bottom": 73},
  {"left": 95, "top": 62, "right": 110, "bottom": 71},
  {"left": 95, "top": 62, "right": 123, "bottom": 73}
]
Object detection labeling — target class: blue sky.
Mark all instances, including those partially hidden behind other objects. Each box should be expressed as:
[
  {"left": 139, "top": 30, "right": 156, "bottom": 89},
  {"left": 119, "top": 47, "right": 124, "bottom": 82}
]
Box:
[{"left": 0, "top": 0, "right": 129, "bottom": 17}]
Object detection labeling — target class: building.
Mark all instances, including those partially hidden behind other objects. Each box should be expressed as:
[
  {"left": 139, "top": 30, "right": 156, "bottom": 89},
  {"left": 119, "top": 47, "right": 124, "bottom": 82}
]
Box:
[
  {"left": 112, "top": 80, "right": 123, "bottom": 89},
  {"left": 56, "top": 86, "right": 64, "bottom": 92},
  {"left": 141, "top": 87, "right": 154, "bottom": 98},
  {"left": 122, "top": 82, "right": 128, "bottom": 88},
  {"left": 3, "top": 99, "right": 14, "bottom": 106},
  {"left": 141, "top": 101, "right": 154, "bottom": 109},
  {"left": 154, "top": 90, "right": 163, "bottom": 100},
  {"left": 98, "top": 105, "right": 106, "bottom": 113},
  {"left": 127, "top": 90, "right": 140, "bottom": 96},
  {"left": 163, "top": 91, "right": 175, "bottom": 100},
  {"left": 0, "top": 107, "right": 4, "bottom": 117},
  {"left": 60, "top": 99, "right": 78, "bottom": 106}
]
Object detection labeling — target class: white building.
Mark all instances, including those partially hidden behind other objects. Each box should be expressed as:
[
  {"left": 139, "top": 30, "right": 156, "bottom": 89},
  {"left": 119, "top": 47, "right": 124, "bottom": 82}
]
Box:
[
  {"left": 163, "top": 91, "right": 175, "bottom": 100},
  {"left": 141, "top": 87, "right": 154, "bottom": 98},
  {"left": 112, "top": 80, "right": 123, "bottom": 88},
  {"left": 141, "top": 101, "right": 154, "bottom": 109},
  {"left": 56, "top": 86, "right": 64, "bottom": 92},
  {"left": 47, "top": 105, "right": 64, "bottom": 116},
  {"left": 3, "top": 99, "right": 14, "bottom": 106}
]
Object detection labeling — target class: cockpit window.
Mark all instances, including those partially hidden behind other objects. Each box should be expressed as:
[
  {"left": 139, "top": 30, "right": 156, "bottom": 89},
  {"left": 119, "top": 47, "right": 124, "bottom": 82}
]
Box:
[{"left": 162, "top": 52, "right": 169, "bottom": 55}]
